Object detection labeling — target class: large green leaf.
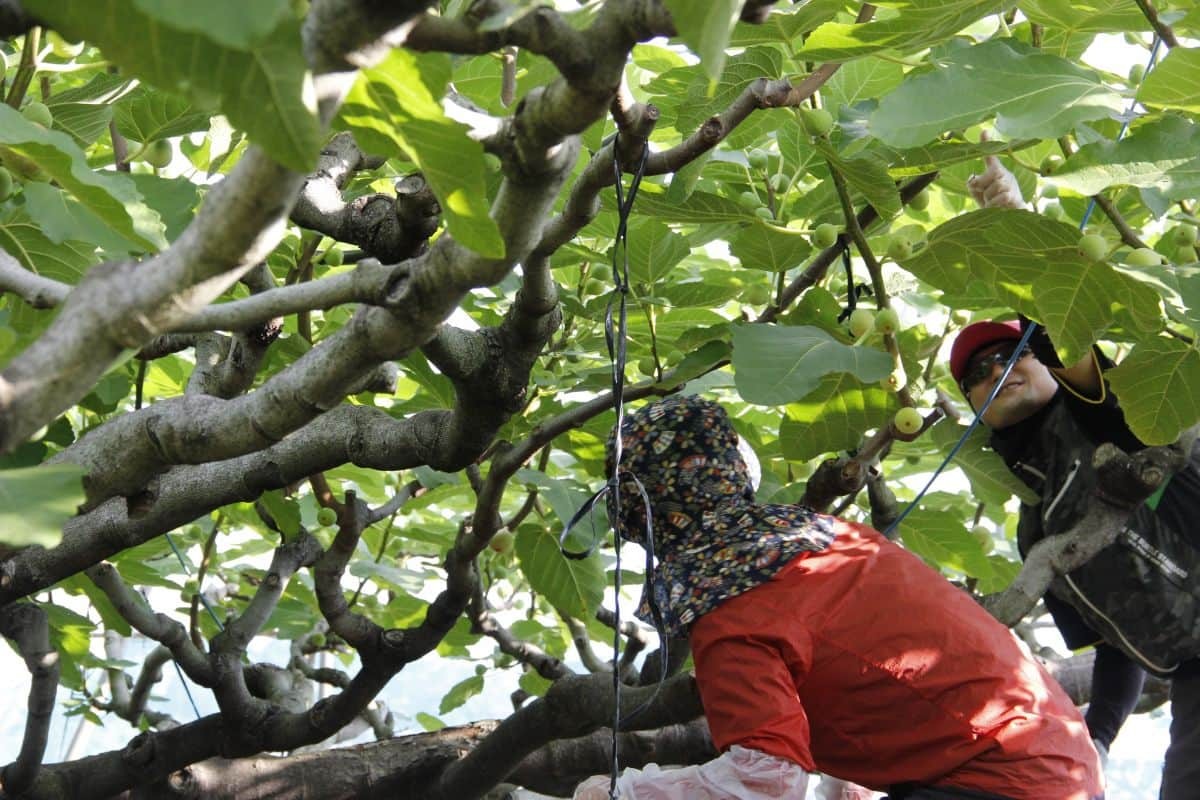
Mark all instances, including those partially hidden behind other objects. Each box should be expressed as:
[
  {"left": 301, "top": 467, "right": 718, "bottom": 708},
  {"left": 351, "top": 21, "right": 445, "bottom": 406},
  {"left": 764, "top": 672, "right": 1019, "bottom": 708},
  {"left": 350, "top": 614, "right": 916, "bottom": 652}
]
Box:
[
  {"left": 800, "top": 0, "right": 1005, "bottom": 62},
  {"left": 929, "top": 420, "right": 1039, "bottom": 506},
  {"left": 824, "top": 56, "right": 905, "bottom": 108},
  {"left": 23, "top": 183, "right": 144, "bottom": 254},
  {"left": 779, "top": 373, "right": 897, "bottom": 461},
  {"left": 0, "top": 105, "right": 166, "bottom": 251},
  {"left": 114, "top": 85, "right": 212, "bottom": 143},
  {"left": 660, "top": 0, "right": 744, "bottom": 82},
  {"left": 130, "top": 0, "right": 292, "bottom": 49},
  {"left": 903, "top": 209, "right": 1161, "bottom": 364},
  {"left": 729, "top": 222, "right": 812, "bottom": 272},
  {"left": 338, "top": 50, "right": 504, "bottom": 258},
  {"left": 129, "top": 174, "right": 202, "bottom": 242},
  {"left": 1108, "top": 337, "right": 1200, "bottom": 446},
  {"left": 609, "top": 184, "right": 748, "bottom": 224},
  {"left": 1138, "top": 47, "right": 1200, "bottom": 114},
  {"left": 515, "top": 525, "right": 605, "bottom": 619},
  {"left": 870, "top": 40, "right": 1124, "bottom": 148},
  {"left": 26, "top": 0, "right": 321, "bottom": 172},
  {"left": 729, "top": 0, "right": 846, "bottom": 46},
  {"left": 439, "top": 673, "right": 485, "bottom": 714},
  {"left": 45, "top": 73, "right": 131, "bottom": 147},
  {"left": 0, "top": 208, "right": 97, "bottom": 282},
  {"left": 0, "top": 464, "right": 85, "bottom": 549},
  {"left": 1046, "top": 116, "right": 1200, "bottom": 199},
  {"left": 898, "top": 505, "right": 998, "bottom": 583},
  {"left": 625, "top": 218, "right": 691, "bottom": 283},
  {"left": 675, "top": 47, "right": 785, "bottom": 134},
  {"left": 1021, "top": 0, "right": 1149, "bottom": 38},
  {"left": 731, "top": 323, "right": 893, "bottom": 405}
]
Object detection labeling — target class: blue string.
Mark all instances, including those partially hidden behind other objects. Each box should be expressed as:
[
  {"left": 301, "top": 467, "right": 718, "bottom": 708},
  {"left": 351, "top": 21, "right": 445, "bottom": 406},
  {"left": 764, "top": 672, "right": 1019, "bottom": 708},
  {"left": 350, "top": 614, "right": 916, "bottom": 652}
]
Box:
[{"left": 883, "top": 36, "right": 1162, "bottom": 539}]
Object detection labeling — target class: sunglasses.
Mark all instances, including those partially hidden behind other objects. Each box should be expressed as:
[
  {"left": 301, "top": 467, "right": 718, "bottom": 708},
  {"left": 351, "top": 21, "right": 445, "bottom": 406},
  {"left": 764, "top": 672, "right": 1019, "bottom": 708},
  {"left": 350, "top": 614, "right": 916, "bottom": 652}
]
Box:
[{"left": 960, "top": 344, "right": 1032, "bottom": 393}]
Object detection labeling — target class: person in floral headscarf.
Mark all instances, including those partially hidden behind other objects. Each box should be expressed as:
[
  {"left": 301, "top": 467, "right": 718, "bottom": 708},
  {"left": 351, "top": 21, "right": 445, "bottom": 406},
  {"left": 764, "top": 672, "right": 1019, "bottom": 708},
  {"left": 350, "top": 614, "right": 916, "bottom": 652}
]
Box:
[{"left": 573, "top": 394, "right": 1103, "bottom": 800}]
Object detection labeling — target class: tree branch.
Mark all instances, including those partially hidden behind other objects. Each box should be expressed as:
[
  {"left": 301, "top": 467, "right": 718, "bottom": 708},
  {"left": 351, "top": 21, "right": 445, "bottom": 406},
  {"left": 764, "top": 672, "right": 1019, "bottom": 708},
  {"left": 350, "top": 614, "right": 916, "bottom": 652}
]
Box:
[{"left": 0, "top": 602, "right": 60, "bottom": 796}]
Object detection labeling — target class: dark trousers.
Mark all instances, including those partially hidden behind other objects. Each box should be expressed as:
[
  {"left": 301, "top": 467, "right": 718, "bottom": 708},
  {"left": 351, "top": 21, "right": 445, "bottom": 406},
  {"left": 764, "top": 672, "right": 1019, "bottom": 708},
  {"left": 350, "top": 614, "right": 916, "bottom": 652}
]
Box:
[{"left": 1162, "top": 666, "right": 1200, "bottom": 799}]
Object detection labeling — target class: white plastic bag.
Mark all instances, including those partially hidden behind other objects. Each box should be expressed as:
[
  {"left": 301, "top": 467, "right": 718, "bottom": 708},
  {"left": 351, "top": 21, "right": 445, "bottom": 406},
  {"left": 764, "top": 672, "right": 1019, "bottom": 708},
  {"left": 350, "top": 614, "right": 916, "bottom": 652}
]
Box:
[{"left": 571, "top": 745, "right": 810, "bottom": 799}]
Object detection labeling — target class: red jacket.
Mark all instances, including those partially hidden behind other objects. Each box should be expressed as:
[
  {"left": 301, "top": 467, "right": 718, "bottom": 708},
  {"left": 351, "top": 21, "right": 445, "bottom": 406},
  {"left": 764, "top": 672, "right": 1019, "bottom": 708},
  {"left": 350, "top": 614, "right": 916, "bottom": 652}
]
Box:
[{"left": 690, "top": 519, "right": 1104, "bottom": 799}]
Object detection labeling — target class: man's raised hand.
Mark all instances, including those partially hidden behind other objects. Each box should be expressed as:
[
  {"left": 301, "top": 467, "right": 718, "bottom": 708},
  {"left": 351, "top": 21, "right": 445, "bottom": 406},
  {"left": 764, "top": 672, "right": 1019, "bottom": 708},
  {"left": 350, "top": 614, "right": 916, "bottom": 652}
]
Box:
[{"left": 966, "top": 133, "right": 1026, "bottom": 210}]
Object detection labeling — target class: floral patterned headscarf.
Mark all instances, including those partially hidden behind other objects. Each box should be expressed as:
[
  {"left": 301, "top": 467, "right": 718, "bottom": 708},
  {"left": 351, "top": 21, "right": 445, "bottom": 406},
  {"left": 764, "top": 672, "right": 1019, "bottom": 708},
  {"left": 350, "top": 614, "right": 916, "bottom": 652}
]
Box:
[{"left": 608, "top": 395, "right": 836, "bottom": 636}]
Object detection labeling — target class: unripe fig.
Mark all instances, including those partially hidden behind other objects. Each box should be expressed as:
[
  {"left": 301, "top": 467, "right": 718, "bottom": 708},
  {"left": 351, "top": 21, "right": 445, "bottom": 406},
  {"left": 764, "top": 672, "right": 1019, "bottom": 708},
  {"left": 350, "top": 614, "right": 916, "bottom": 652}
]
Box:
[
  {"left": 1077, "top": 233, "right": 1108, "bottom": 262},
  {"left": 1172, "top": 225, "right": 1197, "bottom": 248},
  {"left": 637, "top": 356, "right": 656, "bottom": 377},
  {"left": 887, "top": 237, "right": 913, "bottom": 261},
  {"left": 848, "top": 308, "right": 875, "bottom": 338},
  {"left": 1125, "top": 247, "right": 1163, "bottom": 267},
  {"left": 489, "top": 531, "right": 515, "bottom": 553},
  {"left": 22, "top": 101, "right": 52, "bottom": 128},
  {"left": 874, "top": 307, "right": 900, "bottom": 335},
  {"left": 316, "top": 507, "right": 337, "bottom": 527},
  {"left": 893, "top": 407, "right": 923, "bottom": 435},
  {"left": 908, "top": 189, "right": 930, "bottom": 211},
  {"left": 744, "top": 284, "right": 771, "bottom": 305},
  {"left": 812, "top": 223, "right": 838, "bottom": 249},
  {"left": 143, "top": 139, "right": 173, "bottom": 169},
  {"left": 324, "top": 246, "right": 344, "bottom": 267},
  {"left": 971, "top": 525, "right": 995, "bottom": 554},
  {"left": 800, "top": 107, "right": 834, "bottom": 137}
]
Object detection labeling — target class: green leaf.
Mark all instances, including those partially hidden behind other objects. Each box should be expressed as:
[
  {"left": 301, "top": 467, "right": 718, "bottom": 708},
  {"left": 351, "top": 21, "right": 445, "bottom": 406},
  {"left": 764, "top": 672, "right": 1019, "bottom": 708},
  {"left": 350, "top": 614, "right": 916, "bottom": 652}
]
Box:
[
  {"left": 0, "top": 104, "right": 166, "bottom": 251},
  {"left": 731, "top": 323, "right": 893, "bottom": 405},
  {"left": 438, "top": 674, "right": 484, "bottom": 714},
  {"left": 130, "top": 0, "right": 292, "bottom": 49},
  {"left": 1046, "top": 116, "right": 1200, "bottom": 200},
  {"left": 26, "top": 0, "right": 321, "bottom": 172},
  {"left": 823, "top": 57, "right": 905, "bottom": 109},
  {"left": 23, "top": 183, "right": 145, "bottom": 254},
  {"left": 337, "top": 50, "right": 504, "bottom": 258},
  {"left": 801, "top": 0, "right": 1006, "bottom": 62},
  {"left": 416, "top": 712, "right": 446, "bottom": 731},
  {"left": 114, "top": 85, "right": 212, "bottom": 143},
  {"left": 676, "top": 47, "right": 785, "bottom": 134},
  {"left": 1108, "top": 337, "right": 1200, "bottom": 446},
  {"left": 608, "top": 184, "right": 747, "bottom": 224},
  {"left": 625, "top": 218, "right": 690, "bottom": 283},
  {"left": 904, "top": 209, "right": 1161, "bottom": 364},
  {"left": 870, "top": 40, "right": 1124, "bottom": 148},
  {"left": 928, "top": 421, "right": 1039, "bottom": 506},
  {"left": 898, "top": 505, "right": 996, "bottom": 581},
  {"left": 660, "top": 0, "right": 744, "bottom": 82},
  {"left": 515, "top": 525, "right": 604, "bottom": 619},
  {"left": 259, "top": 490, "right": 301, "bottom": 538},
  {"left": 1138, "top": 46, "right": 1200, "bottom": 114},
  {"left": 0, "top": 464, "right": 85, "bottom": 549},
  {"left": 816, "top": 142, "right": 902, "bottom": 219},
  {"left": 45, "top": 73, "right": 130, "bottom": 147},
  {"left": 780, "top": 373, "right": 897, "bottom": 461},
  {"left": 0, "top": 208, "right": 99, "bottom": 282},
  {"left": 129, "top": 174, "right": 202, "bottom": 242},
  {"left": 1021, "top": 0, "right": 1148, "bottom": 37},
  {"left": 729, "top": 222, "right": 812, "bottom": 272},
  {"left": 729, "top": 0, "right": 846, "bottom": 47}
]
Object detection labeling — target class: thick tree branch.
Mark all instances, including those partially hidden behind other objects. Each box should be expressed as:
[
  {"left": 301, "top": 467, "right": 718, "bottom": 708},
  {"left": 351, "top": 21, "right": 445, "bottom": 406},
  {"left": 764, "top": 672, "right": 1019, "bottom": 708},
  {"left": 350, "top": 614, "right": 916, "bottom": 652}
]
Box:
[
  {"left": 982, "top": 436, "right": 1194, "bottom": 625},
  {"left": 425, "top": 671, "right": 704, "bottom": 800},
  {"left": 0, "top": 602, "right": 60, "bottom": 796}
]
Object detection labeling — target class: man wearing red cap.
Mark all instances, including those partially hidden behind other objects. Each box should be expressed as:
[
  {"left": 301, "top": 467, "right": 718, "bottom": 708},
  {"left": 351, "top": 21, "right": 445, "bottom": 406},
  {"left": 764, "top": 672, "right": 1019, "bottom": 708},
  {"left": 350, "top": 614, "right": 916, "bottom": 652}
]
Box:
[{"left": 953, "top": 157, "right": 1200, "bottom": 799}]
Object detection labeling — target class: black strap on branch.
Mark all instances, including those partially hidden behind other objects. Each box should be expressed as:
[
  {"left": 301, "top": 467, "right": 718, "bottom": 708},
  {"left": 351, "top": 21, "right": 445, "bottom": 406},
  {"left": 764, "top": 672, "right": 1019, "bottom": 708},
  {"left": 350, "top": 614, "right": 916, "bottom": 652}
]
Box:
[{"left": 556, "top": 133, "right": 668, "bottom": 800}]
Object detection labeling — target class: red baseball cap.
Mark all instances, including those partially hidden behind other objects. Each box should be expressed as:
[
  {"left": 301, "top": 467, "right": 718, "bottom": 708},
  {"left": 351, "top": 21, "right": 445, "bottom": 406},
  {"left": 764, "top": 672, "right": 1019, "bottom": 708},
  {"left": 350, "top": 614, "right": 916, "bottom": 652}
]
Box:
[{"left": 949, "top": 320, "right": 1022, "bottom": 383}]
